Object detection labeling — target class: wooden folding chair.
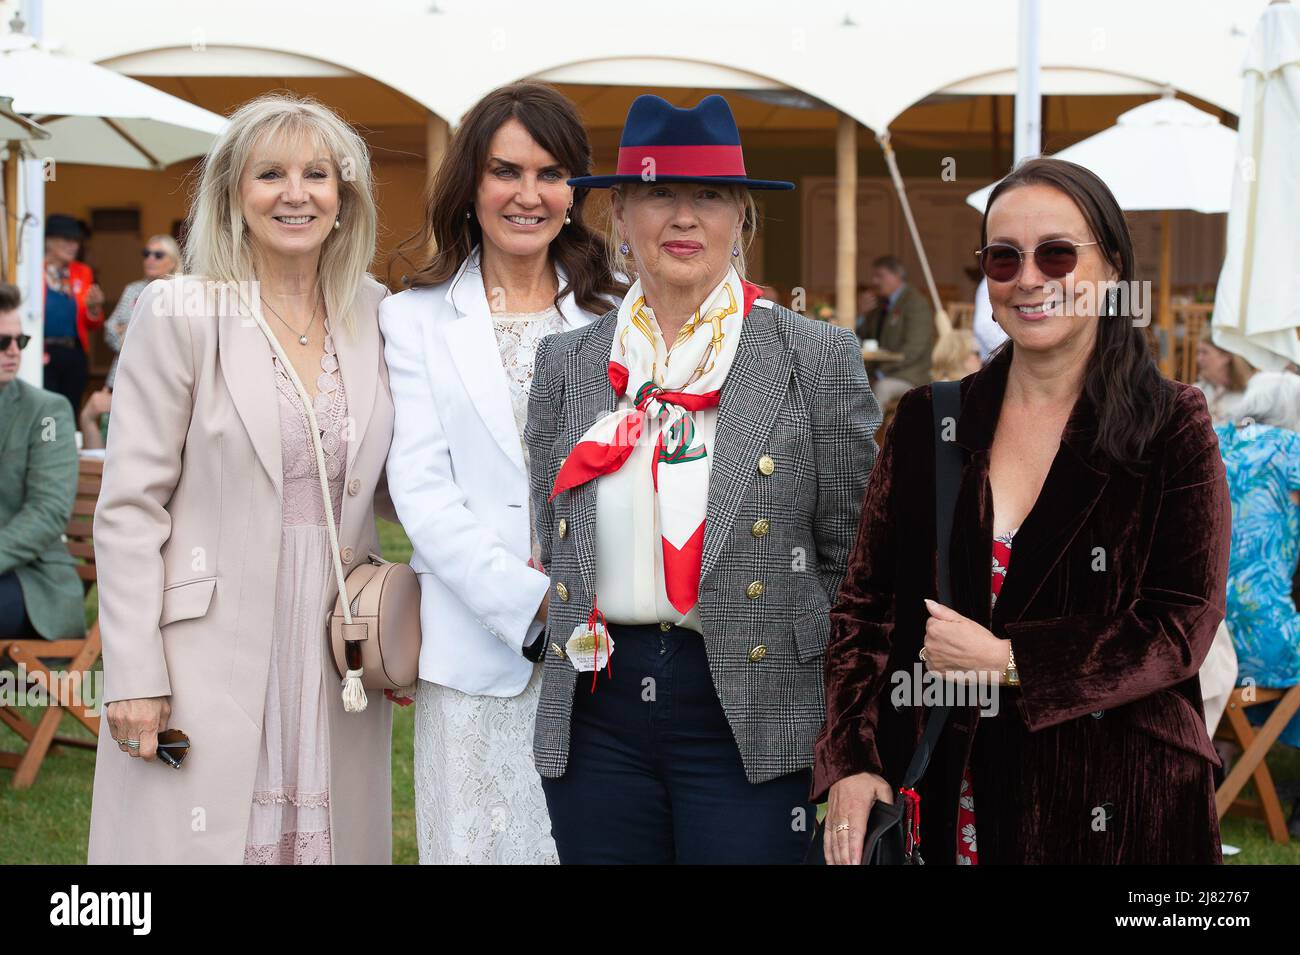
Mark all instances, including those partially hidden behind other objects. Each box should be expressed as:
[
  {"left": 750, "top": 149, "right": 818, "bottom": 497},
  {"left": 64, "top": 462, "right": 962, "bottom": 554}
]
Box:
[
  {"left": 1172, "top": 302, "right": 1213, "bottom": 385},
  {"left": 1214, "top": 683, "right": 1300, "bottom": 843},
  {"left": 0, "top": 456, "right": 103, "bottom": 789}
]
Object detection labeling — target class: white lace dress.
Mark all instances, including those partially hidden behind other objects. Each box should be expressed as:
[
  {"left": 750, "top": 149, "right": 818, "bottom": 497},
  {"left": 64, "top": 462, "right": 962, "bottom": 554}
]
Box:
[
  {"left": 412, "top": 305, "right": 568, "bottom": 865},
  {"left": 243, "top": 322, "right": 348, "bottom": 865}
]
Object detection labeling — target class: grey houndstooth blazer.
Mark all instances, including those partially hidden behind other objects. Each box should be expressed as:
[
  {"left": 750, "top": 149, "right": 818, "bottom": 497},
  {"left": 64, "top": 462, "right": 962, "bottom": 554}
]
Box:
[{"left": 525, "top": 299, "right": 880, "bottom": 784}]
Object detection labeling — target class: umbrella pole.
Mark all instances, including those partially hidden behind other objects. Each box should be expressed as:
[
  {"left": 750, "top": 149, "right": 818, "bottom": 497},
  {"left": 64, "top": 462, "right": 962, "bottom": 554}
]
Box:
[
  {"left": 878, "top": 132, "right": 952, "bottom": 336},
  {"left": 1159, "top": 210, "right": 1173, "bottom": 377},
  {"left": 3, "top": 143, "right": 17, "bottom": 284}
]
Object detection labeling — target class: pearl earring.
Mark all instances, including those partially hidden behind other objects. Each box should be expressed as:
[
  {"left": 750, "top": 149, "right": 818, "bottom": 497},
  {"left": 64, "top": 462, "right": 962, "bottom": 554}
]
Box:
[
  {"left": 334, "top": 218, "right": 341, "bottom": 230},
  {"left": 564, "top": 211, "right": 572, "bottom": 225},
  {"left": 619, "top": 242, "right": 630, "bottom": 255}
]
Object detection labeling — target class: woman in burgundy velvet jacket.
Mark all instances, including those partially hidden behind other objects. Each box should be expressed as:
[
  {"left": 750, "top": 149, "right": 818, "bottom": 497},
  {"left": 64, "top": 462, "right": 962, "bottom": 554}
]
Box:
[{"left": 814, "top": 157, "right": 1231, "bottom": 865}]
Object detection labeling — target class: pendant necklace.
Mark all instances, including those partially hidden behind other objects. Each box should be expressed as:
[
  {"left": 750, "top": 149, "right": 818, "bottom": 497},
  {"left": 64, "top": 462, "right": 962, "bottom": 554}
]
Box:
[{"left": 261, "top": 293, "right": 320, "bottom": 346}]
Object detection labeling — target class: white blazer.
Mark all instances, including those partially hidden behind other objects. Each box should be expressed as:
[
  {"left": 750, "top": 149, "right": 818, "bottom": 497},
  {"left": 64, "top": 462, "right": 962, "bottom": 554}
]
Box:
[{"left": 380, "top": 248, "right": 611, "bottom": 696}]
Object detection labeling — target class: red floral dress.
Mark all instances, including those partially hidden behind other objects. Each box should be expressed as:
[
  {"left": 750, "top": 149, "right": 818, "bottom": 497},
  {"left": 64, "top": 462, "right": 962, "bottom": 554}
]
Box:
[{"left": 957, "top": 530, "right": 1015, "bottom": 865}]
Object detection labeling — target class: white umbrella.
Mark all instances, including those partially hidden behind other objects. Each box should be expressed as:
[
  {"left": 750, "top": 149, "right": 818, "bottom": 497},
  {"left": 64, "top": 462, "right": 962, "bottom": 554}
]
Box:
[
  {"left": 1212, "top": 0, "right": 1300, "bottom": 372},
  {"left": 0, "top": 31, "right": 226, "bottom": 169},
  {"left": 966, "top": 96, "right": 1237, "bottom": 215},
  {"left": 0, "top": 26, "right": 227, "bottom": 387},
  {"left": 0, "top": 94, "right": 48, "bottom": 142},
  {"left": 966, "top": 94, "right": 1238, "bottom": 374}
]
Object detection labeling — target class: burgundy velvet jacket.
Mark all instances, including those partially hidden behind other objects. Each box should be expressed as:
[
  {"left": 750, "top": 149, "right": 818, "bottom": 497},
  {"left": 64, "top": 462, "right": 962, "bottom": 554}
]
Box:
[{"left": 813, "top": 348, "right": 1231, "bottom": 864}]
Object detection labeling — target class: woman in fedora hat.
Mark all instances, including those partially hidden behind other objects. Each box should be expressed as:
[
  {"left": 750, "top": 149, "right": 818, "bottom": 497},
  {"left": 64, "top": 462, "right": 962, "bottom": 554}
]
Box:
[{"left": 524, "top": 94, "right": 881, "bottom": 863}]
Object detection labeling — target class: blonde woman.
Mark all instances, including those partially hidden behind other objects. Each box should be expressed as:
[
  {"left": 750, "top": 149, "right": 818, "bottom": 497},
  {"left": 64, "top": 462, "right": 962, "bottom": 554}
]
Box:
[
  {"left": 526, "top": 95, "right": 879, "bottom": 863},
  {"left": 931, "top": 328, "right": 982, "bottom": 382},
  {"left": 1195, "top": 340, "right": 1255, "bottom": 426},
  {"left": 88, "top": 93, "right": 397, "bottom": 864}
]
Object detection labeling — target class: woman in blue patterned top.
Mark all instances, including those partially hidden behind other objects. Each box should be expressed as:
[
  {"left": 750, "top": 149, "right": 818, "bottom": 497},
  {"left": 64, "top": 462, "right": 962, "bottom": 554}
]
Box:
[{"left": 1216, "top": 371, "right": 1300, "bottom": 766}]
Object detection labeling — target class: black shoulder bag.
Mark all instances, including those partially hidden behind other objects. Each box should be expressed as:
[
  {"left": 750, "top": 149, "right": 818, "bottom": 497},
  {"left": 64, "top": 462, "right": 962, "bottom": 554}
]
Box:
[{"left": 808, "top": 379, "right": 964, "bottom": 865}]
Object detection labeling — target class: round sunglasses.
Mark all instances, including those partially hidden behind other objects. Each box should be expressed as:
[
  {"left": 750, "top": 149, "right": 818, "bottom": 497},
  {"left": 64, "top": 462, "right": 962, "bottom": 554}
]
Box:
[{"left": 975, "top": 239, "right": 1099, "bottom": 283}]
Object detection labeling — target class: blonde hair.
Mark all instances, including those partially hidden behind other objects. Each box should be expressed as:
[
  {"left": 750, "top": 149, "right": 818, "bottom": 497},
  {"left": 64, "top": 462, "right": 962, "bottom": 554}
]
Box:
[
  {"left": 1200, "top": 341, "right": 1256, "bottom": 393},
  {"left": 145, "top": 234, "right": 182, "bottom": 272},
  {"left": 183, "top": 92, "right": 378, "bottom": 336},
  {"left": 931, "top": 328, "right": 980, "bottom": 381},
  {"left": 605, "top": 182, "right": 758, "bottom": 283}
]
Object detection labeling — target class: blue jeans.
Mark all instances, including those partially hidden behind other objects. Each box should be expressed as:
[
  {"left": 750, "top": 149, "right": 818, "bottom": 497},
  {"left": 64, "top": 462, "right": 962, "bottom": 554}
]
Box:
[{"left": 540, "top": 622, "right": 815, "bottom": 864}]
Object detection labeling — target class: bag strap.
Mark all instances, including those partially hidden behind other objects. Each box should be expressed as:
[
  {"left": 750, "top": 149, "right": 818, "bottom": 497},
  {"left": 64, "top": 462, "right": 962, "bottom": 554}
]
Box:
[
  {"left": 900, "top": 379, "right": 964, "bottom": 790},
  {"left": 244, "top": 299, "right": 369, "bottom": 712}
]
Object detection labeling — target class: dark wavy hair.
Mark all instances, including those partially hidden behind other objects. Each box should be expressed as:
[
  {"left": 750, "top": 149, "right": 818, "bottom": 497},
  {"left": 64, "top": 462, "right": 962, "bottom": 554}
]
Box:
[
  {"left": 394, "top": 83, "right": 626, "bottom": 314},
  {"left": 982, "top": 157, "right": 1173, "bottom": 470}
]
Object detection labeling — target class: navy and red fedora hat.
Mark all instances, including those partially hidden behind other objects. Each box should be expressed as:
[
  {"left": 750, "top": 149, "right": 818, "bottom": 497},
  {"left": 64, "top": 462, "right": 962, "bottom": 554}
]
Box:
[{"left": 568, "top": 94, "right": 794, "bottom": 191}]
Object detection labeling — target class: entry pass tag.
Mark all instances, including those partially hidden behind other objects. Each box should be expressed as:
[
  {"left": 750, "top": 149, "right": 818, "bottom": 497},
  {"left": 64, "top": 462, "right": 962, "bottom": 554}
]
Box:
[{"left": 566, "top": 621, "right": 613, "bottom": 673}]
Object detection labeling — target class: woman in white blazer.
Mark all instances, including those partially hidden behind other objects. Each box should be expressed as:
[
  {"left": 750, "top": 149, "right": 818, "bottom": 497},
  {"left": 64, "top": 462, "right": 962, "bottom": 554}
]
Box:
[{"left": 381, "top": 83, "right": 624, "bottom": 864}]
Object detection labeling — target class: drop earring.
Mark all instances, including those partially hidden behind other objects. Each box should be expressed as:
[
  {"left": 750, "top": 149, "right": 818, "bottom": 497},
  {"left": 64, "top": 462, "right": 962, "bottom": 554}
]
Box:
[
  {"left": 465, "top": 209, "right": 471, "bottom": 220},
  {"left": 334, "top": 218, "right": 341, "bottom": 230},
  {"left": 732, "top": 244, "right": 740, "bottom": 258},
  {"left": 564, "top": 206, "right": 572, "bottom": 226},
  {"left": 619, "top": 242, "right": 630, "bottom": 255}
]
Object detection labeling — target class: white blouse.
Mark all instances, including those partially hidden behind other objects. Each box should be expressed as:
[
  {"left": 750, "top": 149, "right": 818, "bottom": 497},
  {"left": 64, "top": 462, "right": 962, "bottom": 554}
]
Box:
[{"left": 593, "top": 308, "right": 718, "bottom": 635}]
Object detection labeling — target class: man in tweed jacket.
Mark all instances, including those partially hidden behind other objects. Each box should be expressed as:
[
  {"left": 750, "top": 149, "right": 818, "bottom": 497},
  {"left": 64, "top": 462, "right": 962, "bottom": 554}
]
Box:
[{"left": 525, "top": 297, "right": 879, "bottom": 789}]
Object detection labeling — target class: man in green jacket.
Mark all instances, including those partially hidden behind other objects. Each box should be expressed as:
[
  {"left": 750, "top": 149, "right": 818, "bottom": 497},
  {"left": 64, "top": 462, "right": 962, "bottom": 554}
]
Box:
[
  {"left": 862, "top": 255, "right": 935, "bottom": 407},
  {"left": 0, "top": 283, "right": 85, "bottom": 640}
]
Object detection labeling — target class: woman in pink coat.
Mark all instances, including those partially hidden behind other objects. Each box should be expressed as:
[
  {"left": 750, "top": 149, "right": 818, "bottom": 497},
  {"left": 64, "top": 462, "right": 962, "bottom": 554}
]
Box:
[{"left": 89, "top": 93, "right": 397, "bottom": 864}]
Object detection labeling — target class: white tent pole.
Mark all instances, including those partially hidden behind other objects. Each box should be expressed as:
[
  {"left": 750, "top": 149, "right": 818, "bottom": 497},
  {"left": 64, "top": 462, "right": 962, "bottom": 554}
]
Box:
[
  {"left": 1014, "top": 0, "right": 1042, "bottom": 163},
  {"left": 878, "top": 131, "right": 951, "bottom": 336},
  {"left": 17, "top": 0, "right": 45, "bottom": 388}
]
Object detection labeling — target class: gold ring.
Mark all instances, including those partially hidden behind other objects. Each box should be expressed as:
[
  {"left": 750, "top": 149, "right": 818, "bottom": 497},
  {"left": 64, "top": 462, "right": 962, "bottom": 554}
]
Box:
[{"left": 832, "top": 823, "right": 852, "bottom": 833}]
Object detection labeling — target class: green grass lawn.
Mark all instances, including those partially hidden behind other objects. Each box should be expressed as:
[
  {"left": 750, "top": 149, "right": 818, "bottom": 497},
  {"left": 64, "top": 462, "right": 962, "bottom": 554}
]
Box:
[{"left": 2, "top": 518, "right": 1297, "bottom": 864}]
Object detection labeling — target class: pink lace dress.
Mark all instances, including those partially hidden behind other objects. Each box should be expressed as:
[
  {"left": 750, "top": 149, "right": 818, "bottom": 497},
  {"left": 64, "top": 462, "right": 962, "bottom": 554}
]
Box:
[{"left": 243, "top": 321, "right": 348, "bottom": 865}]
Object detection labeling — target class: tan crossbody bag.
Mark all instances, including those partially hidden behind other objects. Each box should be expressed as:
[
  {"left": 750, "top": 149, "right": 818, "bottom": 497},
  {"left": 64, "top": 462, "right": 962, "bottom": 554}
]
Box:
[{"left": 253, "top": 308, "right": 420, "bottom": 713}]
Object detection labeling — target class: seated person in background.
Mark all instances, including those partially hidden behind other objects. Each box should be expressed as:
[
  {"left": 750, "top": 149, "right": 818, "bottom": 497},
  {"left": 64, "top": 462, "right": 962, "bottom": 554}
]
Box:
[
  {"left": 853, "top": 283, "right": 880, "bottom": 343},
  {"left": 78, "top": 387, "right": 112, "bottom": 451},
  {"left": 0, "top": 283, "right": 86, "bottom": 640},
  {"left": 864, "top": 255, "right": 935, "bottom": 406},
  {"left": 931, "top": 328, "right": 982, "bottom": 381},
  {"left": 1216, "top": 371, "right": 1300, "bottom": 832},
  {"left": 1196, "top": 339, "right": 1254, "bottom": 426}
]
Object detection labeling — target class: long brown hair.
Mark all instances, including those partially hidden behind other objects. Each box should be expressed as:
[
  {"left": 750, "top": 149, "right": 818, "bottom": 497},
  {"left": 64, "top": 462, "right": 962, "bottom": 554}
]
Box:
[
  {"left": 395, "top": 83, "right": 625, "bottom": 314},
  {"left": 982, "top": 157, "right": 1174, "bottom": 470}
]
